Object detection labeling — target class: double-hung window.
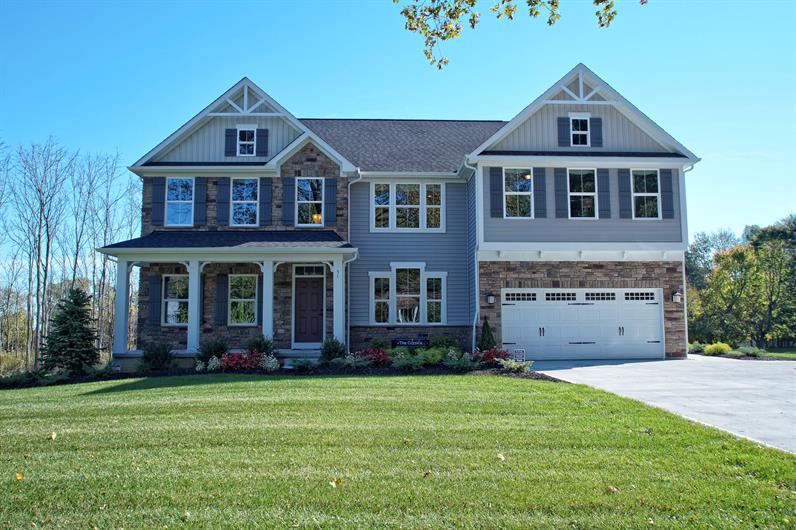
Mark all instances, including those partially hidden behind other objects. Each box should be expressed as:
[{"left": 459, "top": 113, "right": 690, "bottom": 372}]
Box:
[
  {"left": 162, "top": 275, "right": 188, "bottom": 326},
  {"left": 503, "top": 168, "right": 533, "bottom": 218},
  {"left": 568, "top": 169, "right": 597, "bottom": 219},
  {"left": 371, "top": 182, "right": 445, "bottom": 231},
  {"left": 372, "top": 275, "right": 391, "bottom": 323},
  {"left": 395, "top": 268, "right": 421, "bottom": 323},
  {"left": 165, "top": 177, "right": 194, "bottom": 226},
  {"left": 237, "top": 126, "right": 256, "bottom": 156},
  {"left": 370, "top": 264, "right": 446, "bottom": 325},
  {"left": 569, "top": 112, "right": 590, "bottom": 146},
  {"left": 228, "top": 275, "right": 257, "bottom": 326},
  {"left": 231, "top": 178, "right": 258, "bottom": 226},
  {"left": 296, "top": 177, "right": 324, "bottom": 226},
  {"left": 632, "top": 169, "right": 661, "bottom": 219}
]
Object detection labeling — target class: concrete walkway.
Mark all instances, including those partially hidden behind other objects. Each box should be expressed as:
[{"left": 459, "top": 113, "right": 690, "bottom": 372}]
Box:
[{"left": 534, "top": 354, "right": 796, "bottom": 453}]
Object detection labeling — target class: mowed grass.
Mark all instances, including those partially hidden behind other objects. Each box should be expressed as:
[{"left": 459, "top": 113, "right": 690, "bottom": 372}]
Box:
[{"left": 1, "top": 375, "right": 794, "bottom": 528}]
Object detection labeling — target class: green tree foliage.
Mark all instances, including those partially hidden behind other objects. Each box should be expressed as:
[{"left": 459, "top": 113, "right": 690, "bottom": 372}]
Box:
[
  {"left": 40, "top": 288, "right": 99, "bottom": 375},
  {"left": 685, "top": 229, "right": 739, "bottom": 290},
  {"left": 395, "top": 0, "right": 647, "bottom": 68},
  {"left": 477, "top": 317, "right": 497, "bottom": 351}
]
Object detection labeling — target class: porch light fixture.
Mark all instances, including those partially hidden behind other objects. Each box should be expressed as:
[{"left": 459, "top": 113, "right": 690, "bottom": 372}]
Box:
[
  {"left": 311, "top": 213, "right": 323, "bottom": 224},
  {"left": 672, "top": 289, "right": 683, "bottom": 304},
  {"left": 486, "top": 293, "right": 496, "bottom": 305}
]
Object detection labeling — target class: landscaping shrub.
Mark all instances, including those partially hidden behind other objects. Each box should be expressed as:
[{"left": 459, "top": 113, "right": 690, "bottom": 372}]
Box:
[
  {"left": 331, "top": 353, "right": 373, "bottom": 370},
  {"left": 688, "top": 342, "right": 705, "bottom": 353},
  {"left": 321, "top": 337, "right": 347, "bottom": 362},
  {"left": 736, "top": 346, "right": 765, "bottom": 357},
  {"left": 292, "top": 358, "right": 315, "bottom": 372},
  {"left": 246, "top": 335, "right": 275, "bottom": 356},
  {"left": 443, "top": 349, "right": 480, "bottom": 371},
  {"left": 206, "top": 356, "right": 221, "bottom": 372},
  {"left": 429, "top": 335, "right": 459, "bottom": 349},
  {"left": 480, "top": 347, "right": 510, "bottom": 366},
  {"left": 496, "top": 358, "right": 533, "bottom": 373},
  {"left": 417, "top": 347, "right": 447, "bottom": 366},
  {"left": 391, "top": 350, "right": 425, "bottom": 371},
  {"left": 139, "top": 343, "right": 174, "bottom": 372},
  {"left": 359, "top": 348, "right": 391, "bottom": 366},
  {"left": 194, "top": 360, "right": 206, "bottom": 373},
  {"left": 198, "top": 338, "right": 228, "bottom": 363},
  {"left": 260, "top": 355, "right": 280, "bottom": 373},
  {"left": 477, "top": 317, "right": 497, "bottom": 351},
  {"left": 369, "top": 338, "right": 390, "bottom": 350},
  {"left": 704, "top": 342, "right": 732, "bottom": 356},
  {"left": 40, "top": 288, "right": 99, "bottom": 375},
  {"left": 220, "top": 351, "right": 262, "bottom": 372}
]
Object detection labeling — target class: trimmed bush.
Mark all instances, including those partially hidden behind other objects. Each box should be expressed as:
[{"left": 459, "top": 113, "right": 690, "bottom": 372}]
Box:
[
  {"left": 391, "top": 350, "right": 425, "bottom": 371},
  {"left": 359, "top": 348, "right": 391, "bottom": 366},
  {"left": 480, "top": 348, "right": 510, "bottom": 366},
  {"left": 198, "top": 338, "right": 228, "bottom": 363},
  {"left": 704, "top": 342, "right": 732, "bottom": 356},
  {"left": 260, "top": 355, "right": 280, "bottom": 373},
  {"left": 220, "top": 351, "right": 261, "bottom": 372},
  {"left": 688, "top": 342, "right": 705, "bottom": 353},
  {"left": 246, "top": 335, "right": 275, "bottom": 356},
  {"left": 321, "top": 337, "right": 347, "bottom": 362},
  {"left": 478, "top": 317, "right": 497, "bottom": 351},
  {"left": 369, "top": 338, "right": 390, "bottom": 350},
  {"left": 331, "top": 353, "right": 372, "bottom": 370},
  {"left": 292, "top": 358, "right": 315, "bottom": 372},
  {"left": 206, "top": 356, "right": 221, "bottom": 372},
  {"left": 443, "top": 349, "right": 480, "bottom": 371},
  {"left": 496, "top": 358, "right": 533, "bottom": 373},
  {"left": 736, "top": 346, "right": 765, "bottom": 357},
  {"left": 140, "top": 343, "right": 174, "bottom": 372},
  {"left": 429, "top": 335, "right": 459, "bottom": 349},
  {"left": 417, "top": 347, "right": 447, "bottom": 366}
]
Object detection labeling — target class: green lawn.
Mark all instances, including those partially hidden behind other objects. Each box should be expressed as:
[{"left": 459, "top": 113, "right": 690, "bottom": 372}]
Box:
[
  {"left": 727, "top": 349, "right": 796, "bottom": 360},
  {"left": 1, "top": 375, "right": 794, "bottom": 528}
]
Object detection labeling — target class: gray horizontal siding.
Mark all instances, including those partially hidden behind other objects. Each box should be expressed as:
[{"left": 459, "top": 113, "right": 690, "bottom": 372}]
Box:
[
  {"left": 349, "top": 181, "right": 470, "bottom": 326},
  {"left": 156, "top": 116, "right": 302, "bottom": 163},
  {"left": 482, "top": 168, "right": 682, "bottom": 243},
  {"left": 493, "top": 103, "right": 667, "bottom": 153}
]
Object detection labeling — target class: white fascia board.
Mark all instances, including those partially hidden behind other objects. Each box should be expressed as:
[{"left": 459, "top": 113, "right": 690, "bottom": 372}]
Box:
[
  {"left": 129, "top": 165, "right": 276, "bottom": 177},
  {"left": 479, "top": 242, "right": 686, "bottom": 252},
  {"left": 265, "top": 133, "right": 356, "bottom": 173},
  {"left": 469, "top": 155, "right": 690, "bottom": 168},
  {"left": 97, "top": 247, "right": 358, "bottom": 261},
  {"left": 478, "top": 248, "right": 685, "bottom": 262}
]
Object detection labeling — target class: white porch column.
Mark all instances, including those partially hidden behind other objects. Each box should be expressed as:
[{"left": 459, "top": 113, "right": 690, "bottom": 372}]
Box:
[
  {"left": 260, "top": 260, "right": 275, "bottom": 339},
  {"left": 331, "top": 256, "right": 345, "bottom": 344},
  {"left": 112, "top": 259, "right": 130, "bottom": 354},
  {"left": 186, "top": 260, "right": 201, "bottom": 353}
]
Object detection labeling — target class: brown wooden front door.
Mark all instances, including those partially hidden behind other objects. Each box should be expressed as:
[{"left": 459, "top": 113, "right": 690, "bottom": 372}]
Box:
[{"left": 294, "top": 277, "right": 324, "bottom": 344}]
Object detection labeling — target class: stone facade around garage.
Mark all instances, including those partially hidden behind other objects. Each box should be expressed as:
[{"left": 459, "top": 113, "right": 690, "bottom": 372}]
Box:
[
  {"left": 350, "top": 326, "right": 472, "bottom": 352},
  {"left": 477, "top": 261, "right": 686, "bottom": 358}
]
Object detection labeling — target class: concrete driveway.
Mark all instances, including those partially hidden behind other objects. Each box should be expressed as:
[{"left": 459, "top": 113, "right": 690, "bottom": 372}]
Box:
[{"left": 534, "top": 354, "right": 796, "bottom": 453}]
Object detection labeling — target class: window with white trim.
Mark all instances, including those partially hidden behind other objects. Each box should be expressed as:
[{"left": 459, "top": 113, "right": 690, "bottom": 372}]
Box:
[
  {"left": 568, "top": 169, "right": 597, "bottom": 218},
  {"left": 231, "top": 178, "right": 258, "bottom": 226},
  {"left": 296, "top": 177, "right": 324, "bottom": 226},
  {"left": 569, "top": 113, "right": 590, "bottom": 146},
  {"left": 370, "top": 264, "right": 446, "bottom": 325},
  {"left": 396, "top": 268, "right": 421, "bottom": 323},
  {"left": 373, "top": 275, "right": 391, "bottom": 323},
  {"left": 162, "top": 275, "right": 188, "bottom": 326},
  {"left": 237, "top": 126, "right": 256, "bottom": 156},
  {"left": 632, "top": 169, "right": 661, "bottom": 219},
  {"left": 165, "top": 177, "right": 194, "bottom": 227},
  {"left": 426, "top": 276, "right": 443, "bottom": 323},
  {"left": 503, "top": 168, "right": 533, "bottom": 218},
  {"left": 229, "top": 275, "right": 257, "bottom": 326},
  {"left": 371, "top": 182, "right": 445, "bottom": 231}
]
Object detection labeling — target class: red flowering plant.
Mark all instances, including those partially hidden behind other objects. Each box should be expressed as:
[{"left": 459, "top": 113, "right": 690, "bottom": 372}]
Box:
[
  {"left": 479, "top": 347, "right": 510, "bottom": 366},
  {"left": 220, "top": 350, "right": 262, "bottom": 372},
  {"left": 358, "top": 348, "right": 391, "bottom": 367}
]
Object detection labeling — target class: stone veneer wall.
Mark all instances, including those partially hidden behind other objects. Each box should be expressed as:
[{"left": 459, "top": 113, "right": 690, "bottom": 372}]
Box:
[
  {"left": 477, "top": 261, "right": 686, "bottom": 358},
  {"left": 350, "top": 326, "right": 472, "bottom": 353}
]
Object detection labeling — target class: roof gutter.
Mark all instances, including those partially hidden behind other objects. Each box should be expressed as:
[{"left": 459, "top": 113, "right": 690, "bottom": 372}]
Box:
[
  {"left": 97, "top": 246, "right": 357, "bottom": 257},
  {"left": 463, "top": 157, "right": 479, "bottom": 353}
]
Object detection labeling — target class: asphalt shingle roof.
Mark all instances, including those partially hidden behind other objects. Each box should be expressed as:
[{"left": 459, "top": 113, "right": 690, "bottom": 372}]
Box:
[
  {"left": 102, "top": 230, "right": 351, "bottom": 250},
  {"left": 300, "top": 119, "right": 506, "bottom": 173}
]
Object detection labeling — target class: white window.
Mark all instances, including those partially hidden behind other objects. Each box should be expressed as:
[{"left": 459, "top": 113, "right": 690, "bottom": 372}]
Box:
[
  {"left": 231, "top": 178, "right": 259, "bottom": 226},
  {"left": 228, "top": 275, "right": 257, "bottom": 326},
  {"left": 237, "top": 126, "right": 256, "bottom": 156},
  {"left": 370, "top": 182, "right": 445, "bottom": 231},
  {"left": 165, "top": 177, "right": 194, "bottom": 227},
  {"left": 369, "top": 263, "right": 447, "bottom": 325},
  {"left": 569, "top": 112, "right": 590, "bottom": 146},
  {"left": 295, "top": 177, "right": 324, "bottom": 226},
  {"left": 631, "top": 169, "right": 661, "bottom": 219},
  {"left": 162, "top": 275, "right": 188, "bottom": 326},
  {"left": 568, "top": 169, "right": 597, "bottom": 219},
  {"left": 503, "top": 168, "right": 534, "bottom": 218}
]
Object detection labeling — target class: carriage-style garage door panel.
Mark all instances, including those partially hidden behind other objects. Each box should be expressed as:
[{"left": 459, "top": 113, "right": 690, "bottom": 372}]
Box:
[{"left": 501, "top": 288, "right": 664, "bottom": 360}]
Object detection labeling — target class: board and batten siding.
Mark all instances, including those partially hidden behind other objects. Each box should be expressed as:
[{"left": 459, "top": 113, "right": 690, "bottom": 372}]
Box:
[
  {"left": 481, "top": 168, "right": 682, "bottom": 243},
  {"left": 348, "top": 181, "right": 470, "bottom": 326},
  {"left": 155, "top": 116, "right": 302, "bottom": 163},
  {"left": 492, "top": 104, "right": 668, "bottom": 153}
]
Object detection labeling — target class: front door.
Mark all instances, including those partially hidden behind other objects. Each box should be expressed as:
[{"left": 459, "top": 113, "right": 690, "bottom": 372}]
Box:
[{"left": 294, "top": 276, "right": 324, "bottom": 346}]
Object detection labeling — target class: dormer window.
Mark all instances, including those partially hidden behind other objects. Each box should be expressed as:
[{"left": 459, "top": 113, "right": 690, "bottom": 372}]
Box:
[
  {"left": 237, "top": 126, "right": 256, "bottom": 156},
  {"left": 569, "top": 113, "right": 590, "bottom": 146}
]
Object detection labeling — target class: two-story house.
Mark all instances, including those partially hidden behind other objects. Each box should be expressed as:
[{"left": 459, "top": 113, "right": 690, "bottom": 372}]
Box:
[{"left": 101, "top": 64, "right": 698, "bottom": 369}]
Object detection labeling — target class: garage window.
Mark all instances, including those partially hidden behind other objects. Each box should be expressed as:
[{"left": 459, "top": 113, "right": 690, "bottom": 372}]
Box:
[
  {"left": 625, "top": 292, "right": 656, "bottom": 301},
  {"left": 505, "top": 292, "right": 536, "bottom": 302},
  {"left": 545, "top": 292, "right": 576, "bottom": 301},
  {"left": 585, "top": 292, "right": 616, "bottom": 301}
]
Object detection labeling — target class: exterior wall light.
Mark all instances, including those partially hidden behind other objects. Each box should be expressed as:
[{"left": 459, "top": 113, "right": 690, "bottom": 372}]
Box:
[
  {"left": 672, "top": 290, "right": 683, "bottom": 304},
  {"left": 486, "top": 294, "right": 496, "bottom": 305}
]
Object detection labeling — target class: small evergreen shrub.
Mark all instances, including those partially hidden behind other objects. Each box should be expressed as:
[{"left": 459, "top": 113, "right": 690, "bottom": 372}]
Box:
[
  {"left": 736, "top": 346, "right": 765, "bottom": 357},
  {"left": 391, "top": 350, "right": 425, "bottom": 371},
  {"left": 40, "top": 288, "right": 99, "bottom": 375},
  {"left": 443, "top": 348, "right": 480, "bottom": 371},
  {"left": 140, "top": 343, "right": 174, "bottom": 372},
  {"left": 429, "top": 335, "right": 459, "bottom": 349},
  {"left": 359, "top": 348, "right": 391, "bottom": 366},
  {"left": 417, "top": 347, "right": 447, "bottom": 366},
  {"left": 260, "top": 355, "right": 280, "bottom": 373},
  {"left": 198, "top": 338, "right": 228, "bottom": 363},
  {"left": 688, "top": 342, "right": 705, "bottom": 353},
  {"left": 496, "top": 358, "right": 533, "bottom": 373},
  {"left": 246, "top": 335, "right": 275, "bottom": 356},
  {"left": 369, "top": 338, "right": 390, "bottom": 350},
  {"left": 206, "top": 356, "right": 221, "bottom": 372},
  {"left": 704, "top": 342, "right": 732, "bottom": 356},
  {"left": 331, "top": 353, "right": 373, "bottom": 370},
  {"left": 321, "top": 337, "right": 347, "bottom": 362},
  {"left": 477, "top": 317, "right": 497, "bottom": 351}
]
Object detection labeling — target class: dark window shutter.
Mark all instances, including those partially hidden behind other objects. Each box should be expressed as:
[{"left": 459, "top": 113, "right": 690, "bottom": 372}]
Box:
[
  {"left": 194, "top": 177, "right": 207, "bottom": 225},
  {"left": 216, "top": 177, "right": 230, "bottom": 226},
  {"left": 215, "top": 275, "right": 228, "bottom": 326},
  {"left": 533, "top": 167, "right": 546, "bottom": 218},
  {"left": 282, "top": 177, "right": 295, "bottom": 225},
  {"left": 324, "top": 178, "right": 337, "bottom": 224},
  {"left": 489, "top": 167, "right": 502, "bottom": 218},
  {"left": 661, "top": 169, "right": 674, "bottom": 219},
  {"left": 148, "top": 274, "right": 161, "bottom": 324},
  {"left": 597, "top": 168, "right": 610, "bottom": 219},
  {"left": 554, "top": 168, "right": 568, "bottom": 218},
  {"left": 557, "top": 117, "right": 570, "bottom": 147},
  {"left": 151, "top": 177, "right": 165, "bottom": 226},
  {"left": 224, "top": 129, "right": 236, "bottom": 157},
  {"left": 255, "top": 129, "right": 269, "bottom": 157},
  {"left": 257, "top": 274, "right": 264, "bottom": 325},
  {"left": 590, "top": 117, "right": 603, "bottom": 148},
  {"left": 618, "top": 169, "right": 632, "bottom": 219},
  {"left": 259, "top": 178, "right": 272, "bottom": 226}
]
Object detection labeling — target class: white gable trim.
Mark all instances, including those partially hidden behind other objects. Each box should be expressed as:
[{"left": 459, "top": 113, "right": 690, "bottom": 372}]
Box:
[{"left": 468, "top": 64, "right": 699, "bottom": 162}]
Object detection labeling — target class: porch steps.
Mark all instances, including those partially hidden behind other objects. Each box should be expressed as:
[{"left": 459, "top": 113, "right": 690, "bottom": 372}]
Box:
[{"left": 278, "top": 349, "right": 322, "bottom": 369}]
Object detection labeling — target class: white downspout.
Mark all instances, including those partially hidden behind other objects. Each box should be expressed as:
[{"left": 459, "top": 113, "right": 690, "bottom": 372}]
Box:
[
  {"left": 463, "top": 158, "right": 479, "bottom": 353},
  {"left": 346, "top": 168, "right": 363, "bottom": 351}
]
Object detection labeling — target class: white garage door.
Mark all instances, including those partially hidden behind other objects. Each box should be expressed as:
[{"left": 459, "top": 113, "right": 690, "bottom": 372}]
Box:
[{"left": 501, "top": 288, "right": 664, "bottom": 360}]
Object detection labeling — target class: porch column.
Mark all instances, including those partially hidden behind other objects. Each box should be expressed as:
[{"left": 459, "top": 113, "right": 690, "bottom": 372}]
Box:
[
  {"left": 260, "top": 260, "right": 274, "bottom": 339},
  {"left": 112, "top": 259, "right": 130, "bottom": 354},
  {"left": 186, "top": 260, "right": 201, "bottom": 353},
  {"left": 331, "top": 256, "right": 345, "bottom": 344}
]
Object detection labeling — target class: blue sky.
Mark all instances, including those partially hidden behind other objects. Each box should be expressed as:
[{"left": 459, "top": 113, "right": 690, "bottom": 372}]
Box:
[{"left": 1, "top": 0, "right": 793, "bottom": 238}]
